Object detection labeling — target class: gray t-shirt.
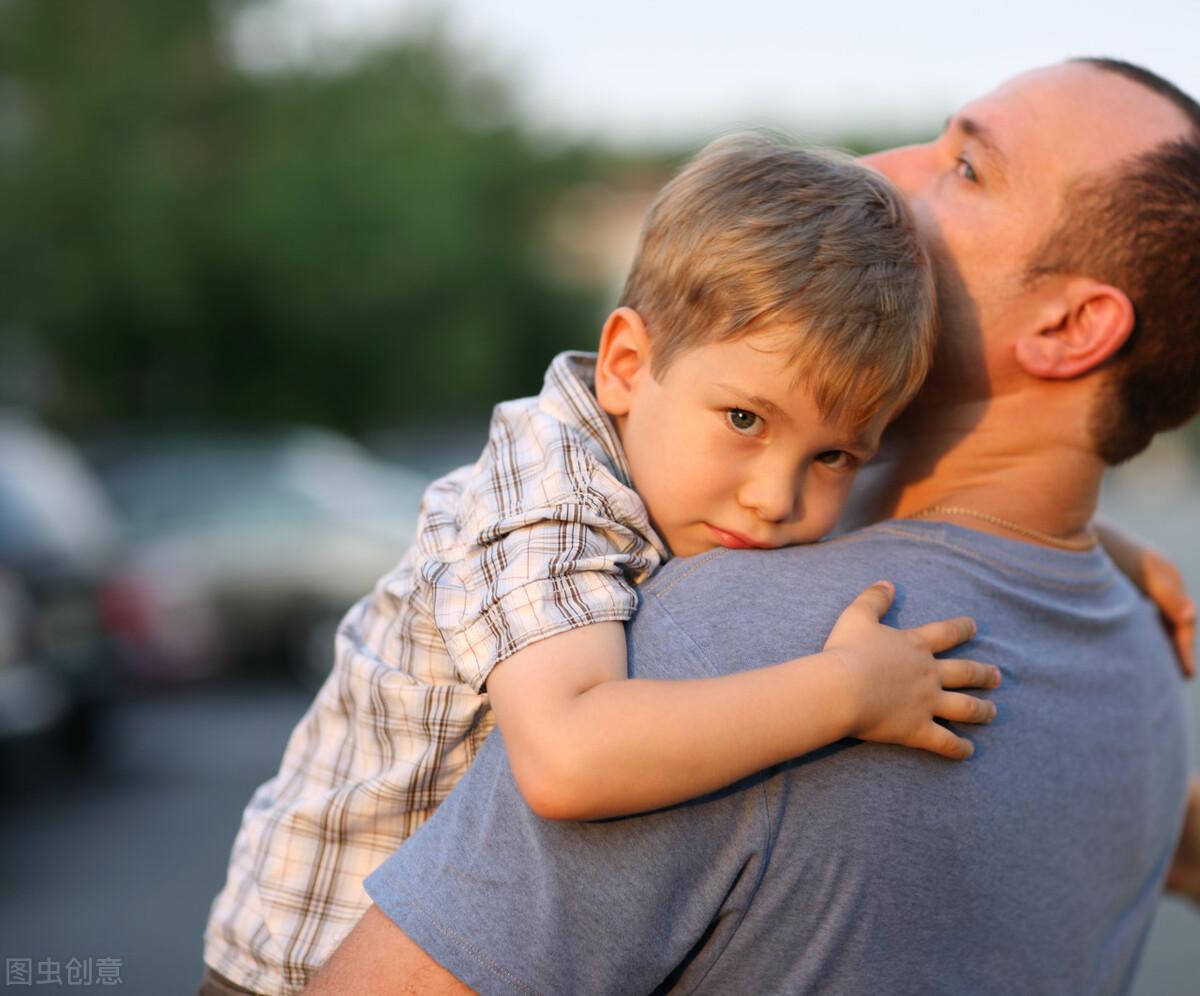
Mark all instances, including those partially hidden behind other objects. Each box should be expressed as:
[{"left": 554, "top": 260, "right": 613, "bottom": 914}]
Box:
[{"left": 365, "top": 520, "right": 1191, "bottom": 995}]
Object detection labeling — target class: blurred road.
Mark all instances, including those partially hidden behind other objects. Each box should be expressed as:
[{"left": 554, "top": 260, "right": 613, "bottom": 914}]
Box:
[{"left": 0, "top": 679, "right": 311, "bottom": 994}]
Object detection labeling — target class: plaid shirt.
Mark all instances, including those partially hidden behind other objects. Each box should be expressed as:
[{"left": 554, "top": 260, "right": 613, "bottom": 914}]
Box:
[{"left": 204, "top": 352, "right": 668, "bottom": 994}]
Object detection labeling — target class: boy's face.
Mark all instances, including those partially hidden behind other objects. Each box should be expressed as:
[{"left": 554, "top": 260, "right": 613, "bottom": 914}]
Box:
[{"left": 597, "top": 313, "right": 889, "bottom": 558}]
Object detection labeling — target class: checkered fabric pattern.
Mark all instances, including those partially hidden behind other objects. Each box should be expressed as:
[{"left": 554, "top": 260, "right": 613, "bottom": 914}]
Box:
[{"left": 203, "top": 353, "right": 667, "bottom": 995}]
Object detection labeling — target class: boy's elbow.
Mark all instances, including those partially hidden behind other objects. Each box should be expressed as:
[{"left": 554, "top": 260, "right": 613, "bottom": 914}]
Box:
[
  {"left": 517, "top": 780, "right": 584, "bottom": 821},
  {"left": 508, "top": 751, "right": 593, "bottom": 821}
]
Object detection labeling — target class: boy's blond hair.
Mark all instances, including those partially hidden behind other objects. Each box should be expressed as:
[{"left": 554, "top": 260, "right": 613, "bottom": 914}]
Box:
[{"left": 619, "top": 134, "right": 935, "bottom": 428}]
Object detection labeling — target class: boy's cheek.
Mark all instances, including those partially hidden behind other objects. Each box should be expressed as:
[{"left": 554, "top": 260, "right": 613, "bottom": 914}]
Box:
[{"left": 805, "top": 480, "right": 859, "bottom": 542}]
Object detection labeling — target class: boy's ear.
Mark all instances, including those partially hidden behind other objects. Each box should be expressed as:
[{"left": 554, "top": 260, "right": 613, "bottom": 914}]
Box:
[
  {"left": 1014, "top": 278, "right": 1134, "bottom": 380},
  {"left": 594, "top": 307, "right": 653, "bottom": 416}
]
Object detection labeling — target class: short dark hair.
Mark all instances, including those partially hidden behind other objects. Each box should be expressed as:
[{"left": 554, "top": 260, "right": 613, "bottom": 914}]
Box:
[
  {"left": 619, "top": 134, "right": 935, "bottom": 429},
  {"left": 1025, "top": 58, "right": 1200, "bottom": 464}
]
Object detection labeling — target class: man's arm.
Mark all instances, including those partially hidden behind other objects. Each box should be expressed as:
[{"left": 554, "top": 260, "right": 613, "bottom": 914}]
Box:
[
  {"left": 1166, "top": 772, "right": 1200, "bottom": 905},
  {"left": 303, "top": 906, "right": 473, "bottom": 996},
  {"left": 1094, "top": 519, "right": 1196, "bottom": 676}
]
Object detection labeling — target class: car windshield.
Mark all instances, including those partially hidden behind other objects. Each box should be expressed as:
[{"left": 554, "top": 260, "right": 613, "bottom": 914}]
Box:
[
  {"left": 0, "top": 417, "right": 117, "bottom": 567},
  {"left": 98, "top": 431, "right": 428, "bottom": 541}
]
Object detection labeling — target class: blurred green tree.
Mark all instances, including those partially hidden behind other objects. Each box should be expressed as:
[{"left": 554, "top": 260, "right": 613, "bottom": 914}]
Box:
[{"left": 0, "top": 0, "right": 605, "bottom": 431}]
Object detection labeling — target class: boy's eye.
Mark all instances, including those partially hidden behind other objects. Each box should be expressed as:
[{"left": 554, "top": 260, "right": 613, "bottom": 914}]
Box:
[
  {"left": 726, "top": 408, "right": 762, "bottom": 435},
  {"left": 956, "top": 156, "right": 978, "bottom": 183},
  {"left": 815, "top": 450, "right": 854, "bottom": 470}
]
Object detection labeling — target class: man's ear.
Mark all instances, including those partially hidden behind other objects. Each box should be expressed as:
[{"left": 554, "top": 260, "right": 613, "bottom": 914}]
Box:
[
  {"left": 594, "top": 307, "right": 653, "bottom": 416},
  {"left": 1014, "top": 279, "right": 1134, "bottom": 380}
]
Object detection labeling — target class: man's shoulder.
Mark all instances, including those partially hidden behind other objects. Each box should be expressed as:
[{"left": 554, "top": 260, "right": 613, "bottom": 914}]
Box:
[
  {"left": 642, "top": 521, "right": 940, "bottom": 607},
  {"left": 641, "top": 518, "right": 1118, "bottom": 607},
  {"left": 628, "top": 519, "right": 1126, "bottom": 681},
  {"left": 629, "top": 522, "right": 940, "bottom": 679}
]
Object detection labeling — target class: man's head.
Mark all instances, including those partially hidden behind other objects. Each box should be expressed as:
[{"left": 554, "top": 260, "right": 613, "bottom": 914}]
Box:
[
  {"left": 1028, "top": 59, "right": 1200, "bottom": 463},
  {"left": 593, "top": 136, "right": 936, "bottom": 556},
  {"left": 864, "top": 59, "right": 1200, "bottom": 464}
]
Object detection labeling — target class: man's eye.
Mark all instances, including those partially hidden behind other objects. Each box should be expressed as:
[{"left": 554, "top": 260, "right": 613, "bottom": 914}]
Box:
[
  {"left": 956, "top": 157, "right": 978, "bottom": 183},
  {"left": 726, "top": 408, "right": 762, "bottom": 435},
  {"left": 815, "top": 450, "right": 854, "bottom": 470}
]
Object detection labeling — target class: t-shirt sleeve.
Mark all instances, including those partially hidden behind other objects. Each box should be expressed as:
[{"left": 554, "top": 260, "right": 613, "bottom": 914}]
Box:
[
  {"left": 364, "top": 727, "right": 771, "bottom": 996},
  {"left": 430, "top": 410, "right": 663, "bottom": 692}
]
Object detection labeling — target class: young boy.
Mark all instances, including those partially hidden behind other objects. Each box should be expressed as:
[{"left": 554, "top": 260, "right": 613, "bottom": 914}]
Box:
[{"left": 200, "top": 134, "right": 1001, "bottom": 995}]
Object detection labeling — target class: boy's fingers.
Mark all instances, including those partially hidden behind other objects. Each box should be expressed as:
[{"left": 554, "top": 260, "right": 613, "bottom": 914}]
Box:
[
  {"left": 935, "top": 691, "right": 997, "bottom": 725},
  {"left": 847, "top": 580, "right": 895, "bottom": 621},
  {"left": 907, "top": 616, "right": 977, "bottom": 654},
  {"left": 937, "top": 658, "right": 1001, "bottom": 690},
  {"left": 914, "top": 723, "right": 975, "bottom": 761}
]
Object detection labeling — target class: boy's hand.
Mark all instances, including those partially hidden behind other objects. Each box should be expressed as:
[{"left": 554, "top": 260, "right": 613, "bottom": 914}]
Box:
[
  {"left": 823, "top": 581, "right": 1000, "bottom": 761},
  {"left": 1096, "top": 521, "right": 1195, "bottom": 678}
]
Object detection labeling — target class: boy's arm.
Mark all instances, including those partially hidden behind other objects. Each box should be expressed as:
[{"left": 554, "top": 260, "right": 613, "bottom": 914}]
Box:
[
  {"left": 487, "top": 581, "right": 1000, "bottom": 821},
  {"left": 1096, "top": 519, "right": 1196, "bottom": 677}
]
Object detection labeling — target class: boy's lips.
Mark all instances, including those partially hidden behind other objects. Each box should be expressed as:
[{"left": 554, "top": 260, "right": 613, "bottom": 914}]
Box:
[{"left": 703, "top": 523, "right": 774, "bottom": 550}]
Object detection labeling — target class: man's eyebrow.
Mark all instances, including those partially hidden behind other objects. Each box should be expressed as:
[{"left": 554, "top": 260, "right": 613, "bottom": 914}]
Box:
[{"left": 945, "top": 114, "right": 1008, "bottom": 174}]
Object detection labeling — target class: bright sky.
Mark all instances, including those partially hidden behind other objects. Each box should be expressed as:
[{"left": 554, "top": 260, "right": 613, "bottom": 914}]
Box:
[{"left": 234, "top": 0, "right": 1200, "bottom": 146}]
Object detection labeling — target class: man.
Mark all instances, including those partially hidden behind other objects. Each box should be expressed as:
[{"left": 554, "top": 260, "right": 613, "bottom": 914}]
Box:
[{"left": 308, "top": 59, "right": 1200, "bottom": 994}]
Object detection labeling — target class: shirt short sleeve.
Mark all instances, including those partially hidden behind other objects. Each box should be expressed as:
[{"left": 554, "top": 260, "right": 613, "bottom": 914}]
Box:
[{"left": 427, "top": 395, "right": 664, "bottom": 692}]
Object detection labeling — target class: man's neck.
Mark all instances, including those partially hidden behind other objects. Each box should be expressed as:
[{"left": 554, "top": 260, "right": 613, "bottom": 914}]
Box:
[{"left": 847, "top": 392, "right": 1107, "bottom": 546}]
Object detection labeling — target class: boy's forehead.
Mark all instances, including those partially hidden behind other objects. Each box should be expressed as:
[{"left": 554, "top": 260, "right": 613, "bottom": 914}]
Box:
[
  {"left": 668, "top": 330, "right": 795, "bottom": 378},
  {"left": 689, "top": 335, "right": 802, "bottom": 390},
  {"left": 666, "top": 327, "right": 908, "bottom": 447}
]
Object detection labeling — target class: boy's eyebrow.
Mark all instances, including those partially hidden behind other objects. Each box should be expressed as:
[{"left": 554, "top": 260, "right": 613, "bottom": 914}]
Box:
[
  {"left": 716, "top": 383, "right": 883, "bottom": 452},
  {"left": 715, "top": 384, "right": 792, "bottom": 425}
]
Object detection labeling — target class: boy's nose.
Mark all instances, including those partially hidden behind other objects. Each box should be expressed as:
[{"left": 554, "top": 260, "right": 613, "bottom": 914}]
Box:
[{"left": 738, "top": 474, "right": 800, "bottom": 524}]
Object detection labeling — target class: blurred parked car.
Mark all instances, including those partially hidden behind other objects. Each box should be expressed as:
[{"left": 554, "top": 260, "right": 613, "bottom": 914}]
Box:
[
  {"left": 91, "top": 428, "right": 430, "bottom": 687},
  {"left": 0, "top": 413, "right": 120, "bottom": 764}
]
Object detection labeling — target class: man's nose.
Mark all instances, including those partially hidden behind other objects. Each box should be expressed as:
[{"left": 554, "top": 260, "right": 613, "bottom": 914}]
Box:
[{"left": 860, "top": 144, "right": 927, "bottom": 196}]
